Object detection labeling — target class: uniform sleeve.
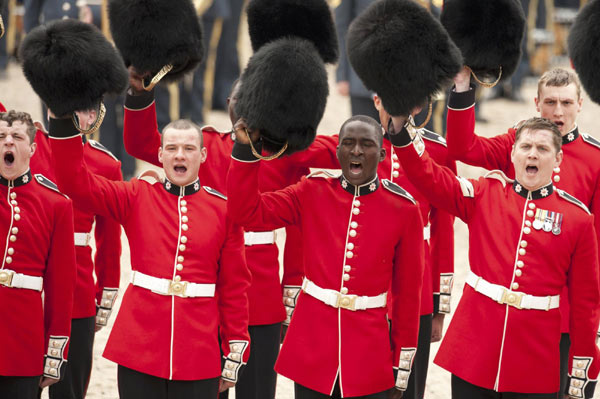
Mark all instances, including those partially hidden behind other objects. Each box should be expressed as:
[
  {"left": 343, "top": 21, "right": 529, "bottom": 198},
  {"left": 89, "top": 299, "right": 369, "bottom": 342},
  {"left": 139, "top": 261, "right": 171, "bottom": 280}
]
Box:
[
  {"left": 43, "top": 199, "right": 76, "bottom": 380},
  {"left": 123, "top": 90, "right": 163, "bottom": 167},
  {"left": 390, "top": 127, "right": 478, "bottom": 223},
  {"left": 430, "top": 154, "right": 457, "bottom": 314},
  {"left": 281, "top": 225, "right": 304, "bottom": 326},
  {"left": 283, "top": 134, "right": 340, "bottom": 169},
  {"left": 218, "top": 218, "right": 252, "bottom": 384},
  {"left": 446, "top": 85, "right": 514, "bottom": 173},
  {"left": 48, "top": 117, "right": 137, "bottom": 224},
  {"left": 227, "top": 142, "right": 303, "bottom": 230},
  {"left": 93, "top": 162, "right": 123, "bottom": 327},
  {"left": 565, "top": 216, "right": 600, "bottom": 399},
  {"left": 392, "top": 204, "right": 425, "bottom": 391}
]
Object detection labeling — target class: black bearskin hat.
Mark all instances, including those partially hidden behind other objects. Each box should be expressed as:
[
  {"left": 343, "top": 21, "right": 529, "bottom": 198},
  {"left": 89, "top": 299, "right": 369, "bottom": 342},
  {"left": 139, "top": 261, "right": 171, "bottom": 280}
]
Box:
[
  {"left": 568, "top": 0, "right": 600, "bottom": 104},
  {"left": 347, "top": 0, "right": 462, "bottom": 117},
  {"left": 20, "top": 19, "right": 128, "bottom": 117},
  {"left": 246, "top": 0, "right": 338, "bottom": 63},
  {"left": 441, "top": 0, "right": 525, "bottom": 81},
  {"left": 109, "top": 0, "right": 203, "bottom": 83},
  {"left": 235, "top": 37, "right": 329, "bottom": 155}
]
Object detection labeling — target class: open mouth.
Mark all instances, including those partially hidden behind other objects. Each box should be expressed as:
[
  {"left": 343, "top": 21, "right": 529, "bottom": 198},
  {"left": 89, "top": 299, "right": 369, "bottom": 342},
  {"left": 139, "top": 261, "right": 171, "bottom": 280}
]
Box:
[
  {"left": 553, "top": 120, "right": 564, "bottom": 129},
  {"left": 3, "top": 152, "right": 14, "bottom": 167},
  {"left": 174, "top": 165, "right": 187, "bottom": 175},
  {"left": 349, "top": 161, "right": 363, "bottom": 175},
  {"left": 526, "top": 165, "right": 538, "bottom": 175}
]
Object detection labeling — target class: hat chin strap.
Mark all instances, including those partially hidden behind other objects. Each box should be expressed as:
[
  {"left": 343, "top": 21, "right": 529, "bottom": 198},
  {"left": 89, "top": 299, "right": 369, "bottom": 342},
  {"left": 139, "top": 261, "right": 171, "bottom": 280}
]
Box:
[
  {"left": 142, "top": 64, "right": 174, "bottom": 91},
  {"left": 243, "top": 128, "right": 288, "bottom": 161},
  {"left": 466, "top": 65, "right": 503, "bottom": 88},
  {"left": 71, "top": 102, "right": 106, "bottom": 135},
  {"left": 407, "top": 100, "right": 433, "bottom": 130}
]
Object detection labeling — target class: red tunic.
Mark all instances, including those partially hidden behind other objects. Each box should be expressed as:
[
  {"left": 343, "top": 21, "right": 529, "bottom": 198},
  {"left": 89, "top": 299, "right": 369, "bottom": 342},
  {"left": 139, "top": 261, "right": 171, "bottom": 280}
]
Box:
[
  {"left": 227, "top": 142, "right": 425, "bottom": 397},
  {"left": 48, "top": 118, "right": 251, "bottom": 381},
  {"left": 0, "top": 170, "right": 76, "bottom": 379},
  {"left": 446, "top": 86, "right": 600, "bottom": 333},
  {"left": 31, "top": 130, "right": 122, "bottom": 320},
  {"left": 392, "top": 127, "right": 600, "bottom": 394},
  {"left": 122, "top": 91, "right": 338, "bottom": 325}
]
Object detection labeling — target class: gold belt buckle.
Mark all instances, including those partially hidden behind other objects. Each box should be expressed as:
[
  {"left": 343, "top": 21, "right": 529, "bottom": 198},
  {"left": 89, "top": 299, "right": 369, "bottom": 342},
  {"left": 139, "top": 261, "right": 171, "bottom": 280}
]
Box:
[
  {"left": 0, "top": 270, "right": 14, "bottom": 287},
  {"left": 168, "top": 281, "right": 188, "bottom": 298},
  {"left": 336, "top": 293, "right": 357, "bottom": 311},
  {"left": 499, "top": 288, "right": 524, "bottom": 309}
]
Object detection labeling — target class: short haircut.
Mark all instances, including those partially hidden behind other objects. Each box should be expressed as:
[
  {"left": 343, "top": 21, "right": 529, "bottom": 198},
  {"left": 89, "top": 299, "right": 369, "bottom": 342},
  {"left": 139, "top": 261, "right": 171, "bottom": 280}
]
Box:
[
  {"left": 161, "top": 119, "right": 204, "bottom": 147},
  {"left": 0, "top": 110, "right": 37, "bottom": 143},
  {"left": 537, "top": 68, "right": 582, "bottom": 100},
  {"left": 514, "top": 117, "right": 562, "bottom": 153},
  {"left": 339, "top": 115, "right": 383, "bottom": 147}
]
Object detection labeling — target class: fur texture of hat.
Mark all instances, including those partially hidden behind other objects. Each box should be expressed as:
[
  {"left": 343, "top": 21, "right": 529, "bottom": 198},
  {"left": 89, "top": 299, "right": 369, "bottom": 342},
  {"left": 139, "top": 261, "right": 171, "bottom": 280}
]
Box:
[
  {"left": 347, "top": 0, "right": 462, "bottom": 117},
  {"left": 569, "top": 0, "right": 600, "bottom": 104},
  {"left": 235, "top": 37, "right": 328, "bottom": 155},
  {"left": 109, "top": 0, "right": 203, "bottom": 82},
  {"left": 246, "top": 0, "right": 338, "bottom": 63},
  {"left": 441, "top": 0, "right": 525, "bottom": 81},
  {"left": 20, "top": 19, "right": 128, "bottom": 117}
]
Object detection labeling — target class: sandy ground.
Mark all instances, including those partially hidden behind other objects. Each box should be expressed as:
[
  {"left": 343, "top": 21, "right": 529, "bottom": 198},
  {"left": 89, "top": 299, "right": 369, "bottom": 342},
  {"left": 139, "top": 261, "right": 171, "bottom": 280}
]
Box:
[{"left": 3, "top": 47, "right": 600, "bottom": 399}]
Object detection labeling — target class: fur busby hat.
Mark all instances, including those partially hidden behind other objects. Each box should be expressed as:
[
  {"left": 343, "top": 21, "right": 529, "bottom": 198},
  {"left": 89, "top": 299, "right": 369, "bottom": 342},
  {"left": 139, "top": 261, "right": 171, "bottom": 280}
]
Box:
[
  {"left": 441, "top": 0, "right": 525, "bottom": 82},
  {"left": 235, "top": 37, "right": 328, "bottom": 155},
  {"left": 347, "top": 0, "right": 462, "bottom": 117},
  {"left": 246, "top": 0, "right": 338, "bottom": 64},
  {"left": 109, "top": 0, "right": 203, "bottom": 84},
  {"left": 568, "top": 0, "right": 600, "bottom": 104},
  {"left": 20, "top": 19, "right": 128, "bottom": 117}
]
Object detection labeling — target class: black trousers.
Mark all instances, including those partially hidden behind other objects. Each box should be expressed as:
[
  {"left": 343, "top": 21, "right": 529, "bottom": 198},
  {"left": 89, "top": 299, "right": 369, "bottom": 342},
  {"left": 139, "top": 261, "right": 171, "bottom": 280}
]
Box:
[
  {"left": 295, "top": 382, "right": 390, "bottom": 399},
  {"left": 451, "top": 375, "right": 558, "bottom": 399},
  {"left": 220, "top": 322, "right": 281, "bottom": 399},
  {"left": 49, "top": 316, "right": 95, "bottom": 399},
  {"left": 117, "top": 365, "right": 219, "bottom": 399},
  {"left": 404, "top": 314, "right": 433, "bottom": 399},
  {"left": 0, "top": 375, "right": 40, "bottom": 399},
  {"left": 558, "top": 333, "right": 570, "bottom": 399},
  {"left": 350, "top": 96, "right": 380, "bottom": 123}
]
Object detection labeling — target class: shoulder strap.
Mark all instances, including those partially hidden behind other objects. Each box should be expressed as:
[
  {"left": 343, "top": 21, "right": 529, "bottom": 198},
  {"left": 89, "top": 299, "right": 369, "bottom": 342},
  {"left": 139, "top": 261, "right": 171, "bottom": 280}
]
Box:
[{"left": 381, "top": 179, "right": 416, "bottom": 204}]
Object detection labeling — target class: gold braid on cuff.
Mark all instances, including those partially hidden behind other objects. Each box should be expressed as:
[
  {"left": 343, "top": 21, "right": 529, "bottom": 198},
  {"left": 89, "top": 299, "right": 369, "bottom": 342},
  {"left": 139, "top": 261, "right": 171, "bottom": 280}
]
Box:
[
  {"left": 407, "top": 100, "right": 433, "bottom": 130},
  {"left": 243, "top": 128, "right": 288, "bottom": 161},
  {"left": 465, "top": 65, "right": 503, "bottom": 88},
  {"left": 72, "top": 102, "right": 106, "bottom": 135},
  {"left": 142, "top": 64, "right": 174, "bottom": 91}
]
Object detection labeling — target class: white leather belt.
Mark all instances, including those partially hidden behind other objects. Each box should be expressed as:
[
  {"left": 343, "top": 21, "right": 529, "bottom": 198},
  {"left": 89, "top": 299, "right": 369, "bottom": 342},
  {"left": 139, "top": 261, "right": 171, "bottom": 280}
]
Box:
[
  {"left": 423, "top": 225, "right": 430, "bottom": 241},
  {"left": 131, "top": 271, "right": 215, "bottom": 298},
  {"left": 302, "top": 278, "right": 387, "bottom": 311},
  {"left": 0, "top": 269, "right": 43, "bottom": 291},
  {"left": 466, "top": 271, "right": 559, "bottom": 311},
  {"left": 244, "top": 231, "right": 276, "bottom": 246},
  {"left": 74, "top": 232, "right": 91, "bottom": 247}
]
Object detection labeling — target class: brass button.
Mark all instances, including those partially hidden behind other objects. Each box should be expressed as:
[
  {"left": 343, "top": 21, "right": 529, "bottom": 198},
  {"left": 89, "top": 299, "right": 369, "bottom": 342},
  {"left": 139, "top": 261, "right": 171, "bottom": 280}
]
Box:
[
  {"left": 520, "top": 241, "right": 527, "bottom": 248},
  {"left": 511, "top": 282, "right": 519, "bottom": 290},
  {"left": 286, "top": 289, "right": 294, "bottom": 297},
  {"left": 176, "top": 264, "right": 183, "bottom": 271},
  {"left": 525, "top": 220, "right": 531, "bottom": 227},
  {"left": 9, "top": 235, "right": 16, "bottom": 242},
  {"left": 441, "top": 295, "right": 449, "bottom": 304},
  {"left": 353, "top": 200, "right": 361, "bottom": 207},
  {"left": 393, "top": 162, "right": 400, "bottom": 169},
  {"left": 346, "top": 242, "right": 354, "bottom": 250},
  {"left": 179, "top": 244, "right": 186, "bottom": 251},
  {"left": 7, "top": 248, "right": 14, "bottom": 255},
  {"left": 227, "top": 362, "right": 234, "bottom": 369},
  {"left": 174, "top": 275, "right": 181, "bottom": 282},
  {"left": 101, "top": 310, "right": 108, "bottom": 316},
  {"left": 577, "top": 360, "right": 584, "bottom": 368},
  {"left": 344, "top": 265, "right": 351, "bottom": 272},
  {"left": 62, "top": 2, "right": 71, "bottom": 11},
  {"left": 519, "top": 248, "right": 526, "bottom": 256},
  {"left": 392, "top": 171, "right": 399, "bottom": 178},
  {"left": 51, "top": 349, "right": 58, "bottom": 356},
  {"left": 554, "top": 167, "right": 560, "bottom": 173},
  {"left": 14, "top": 207, "right": 20, "bottom": 213},
  {"left": 526, "top": 210, "right": 534, "bottom": 217},
  {"left": 225, "top": 371, "right": 232, "bottom": 378},
  {"left": 352, "top": 208, "right": 360, "bottom": 215},
  {"left": 349, "top": 230, "right": 357, "bottom": 237},
  {"left": 553, "top": 175, "right": 560, "bottom": 183},
  {"left": 350, "top": 221, "right": 358, "bottom": 229},
  {"left": 180, "top": 200, "right": 187, "bottom": 206},
  {"left": 232, "top": 344, "right": 239, "bottom": 352},
  {"left": 515, "top": 269, "right": 522, "bottom": 277},
  {"left": 340, "top": 297, "right": 350, "bottom": 307},
  {"left": 10, "top": 192, "right": 16, "bottom": 199},
  {"left": 346, "top": 251, "right": 353, "bottom": 259},
  {"left": 11, "top": 227, "right": 18, "bottom": 234},
  {"left": 180, "top": 236, "right": 188, "bottom": 244},
  {"left": 5, "top": 256, "right": 12, "bottom": 264},
  {"left": 528, "top": 203, "right": 536, "bottom": 209},
  {"left": 181, "top": 207, "right": 188, "bottom": 214},
  {"left": 103, "top": 300, "right": 111, "bottom": 307},
  {"left": 343, "top": 274, "right": 350, "bottom": 281},
  {"left": 341, "top": 287, "right": 348, "bottom": 294},
  {"left": 53, "top": 341, "right": 60, "bottom": 348},
  {"left": 285, "top": 298, "right": 293, "bottom": 306},
  {"left": 181, "top": 216, "right": 189, "bottom": 223},
  {"left": 10, "top": 200, "right": 17, "bottom": 205},
  {"left": 181, "top": 224, "right": 188, "bottom": 231},
  {"left": 392, "top": 153, "right": 398, "bottom": 161},
  {"left": 177, "top": 255, "right": 184, "bottom": 263},
  {"left": 50, "top": 360, "right": 57, "bottom": 367},
  {"left": 523, "top": 227, "right": 531, "bottom": 234},
  {"left": 13, "top": 214, "right": 20, "bottom": 221}
]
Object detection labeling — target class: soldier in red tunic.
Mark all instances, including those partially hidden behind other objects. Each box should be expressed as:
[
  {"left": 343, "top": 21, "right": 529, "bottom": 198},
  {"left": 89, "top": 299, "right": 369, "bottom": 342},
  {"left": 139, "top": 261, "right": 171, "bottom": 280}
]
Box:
[
  {"left": 47, "top": 111, "right": 251, "bottom": 399},
  {"left": 227, "top": 115, "right": 425, "bottom": 398},
  {"left": 389, "top": 115, "right": 600, "bottom": 399},
  {"left": 446, "top": 66, "right": 600, "bottom": 396},
  {"left": 0, "top": 110, "right": 76, "bottom": 398}
]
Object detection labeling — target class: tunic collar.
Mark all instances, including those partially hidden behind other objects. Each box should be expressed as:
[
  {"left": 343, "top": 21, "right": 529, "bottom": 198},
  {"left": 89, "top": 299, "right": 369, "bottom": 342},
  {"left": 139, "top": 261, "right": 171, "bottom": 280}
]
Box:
[
  {"left": 339, "top": 174, "right": 380, "bottom": 197},
  {"left": 0, "top": 169, "right": 32, "bottom": 187},
  {"left": 163, "top": 178, "right": 201, "bottom": 196},
  {"left": 512, "top": 180, "right": 554, "bottom": 199},
  {"left": 562, "top": 126, "right": 579, "bottom": 144}
]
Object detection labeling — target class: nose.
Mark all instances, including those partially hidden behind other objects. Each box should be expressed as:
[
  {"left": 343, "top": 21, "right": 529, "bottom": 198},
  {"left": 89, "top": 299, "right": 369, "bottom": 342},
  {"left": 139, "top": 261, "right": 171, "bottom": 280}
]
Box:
[
  {"left": 175, "top": 147, "right": 185, "bottom": 159},
  {"left": 554, "top": 102, "right": 563, "bottom": 117},
  {"left": 350, "top": 142, "right": 363, "bottom": 155}
]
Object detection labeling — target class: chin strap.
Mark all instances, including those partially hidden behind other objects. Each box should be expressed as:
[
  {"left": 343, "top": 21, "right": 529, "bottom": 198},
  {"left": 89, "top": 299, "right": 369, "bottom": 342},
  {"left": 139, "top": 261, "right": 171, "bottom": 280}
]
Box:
[
  {"left": 465, "top": 65, "right": 503, "bottom": 88},
  {"left": 71, "top": 102, "right": 106, "bottom": 135},
  {"left": 142, "top": 64, "right": 174, "bottom": 91},
  {"left": 243, "top": 128, "right": 288, "bottom": 161},
  {"left": 407, "top": 100, "right": 433, "bottom": 130}
]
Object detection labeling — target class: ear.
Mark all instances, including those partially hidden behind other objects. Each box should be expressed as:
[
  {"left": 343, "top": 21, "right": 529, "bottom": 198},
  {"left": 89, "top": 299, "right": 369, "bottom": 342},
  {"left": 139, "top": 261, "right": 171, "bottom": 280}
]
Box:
[
  {"left": 577, "top": 95, "right": 583, "bottom": 113},
  {"left": 29, "top": 142, "right": 37, "bottom": 158},
  {"left": 379, "top": 147, "right": 386, "bottom": 163},
  {"left": 510, "top": 144, "right": 516, "bottom": 164},
  {"left": 200, "top": 147, "right": 208, "bottom": 164},
  {"left": 158, "top": 146, "right": 163, "bottom": 164},
  {"left": 534, "top": 96, "right": 540, "bottom": 113},
  {"left": 555, "top": 149, "right": 563, "bottom": 167},
  {"left": 373, "top": 95, "right": 382, "bottom": 110}
]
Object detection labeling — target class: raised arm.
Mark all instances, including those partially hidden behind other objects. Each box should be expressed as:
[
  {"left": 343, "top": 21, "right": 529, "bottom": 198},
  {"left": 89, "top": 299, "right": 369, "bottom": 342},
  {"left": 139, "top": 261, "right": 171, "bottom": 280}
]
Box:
[
  {"left": 565, "top": 216, "right": 600, "bottom": 399},
  {"left": 123, "top": 89, "right": 163, "bottom": 167},
  {"left": 446, "top": 68, "right": 514, "bottom": 173},
  {"left": 48, "top": 117, "right": 136, "bottom": 224}
]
